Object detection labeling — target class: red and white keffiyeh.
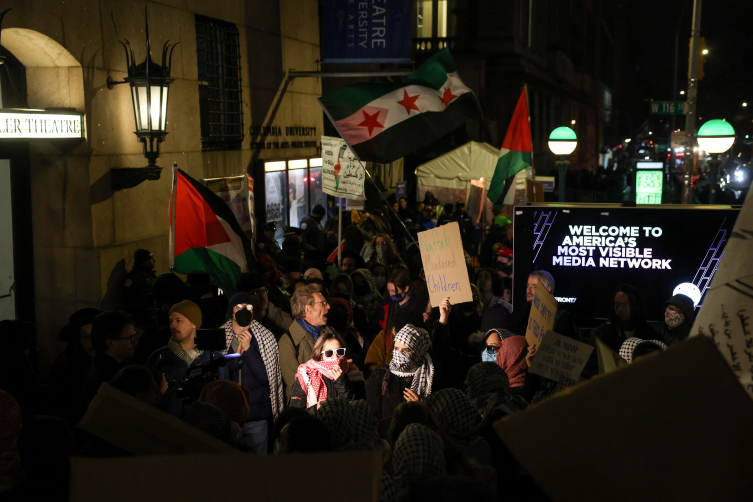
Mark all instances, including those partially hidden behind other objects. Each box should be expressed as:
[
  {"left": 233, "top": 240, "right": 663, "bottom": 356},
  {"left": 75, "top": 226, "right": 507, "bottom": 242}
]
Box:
[{"left": 295, "top": 356, "right": 353, "bottom": 408}]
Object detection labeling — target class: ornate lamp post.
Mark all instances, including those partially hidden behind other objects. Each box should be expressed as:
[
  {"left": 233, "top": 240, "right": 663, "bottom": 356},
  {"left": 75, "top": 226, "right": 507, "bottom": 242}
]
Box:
[
  {"left": 696, "top": 119, "right": 735, "bottom": 204},
  {"left": 107, "top": 8, "right": 178, "bottom": 191},
  {"left": 548, "top": 127, "right": 578, "bottom": 202}
]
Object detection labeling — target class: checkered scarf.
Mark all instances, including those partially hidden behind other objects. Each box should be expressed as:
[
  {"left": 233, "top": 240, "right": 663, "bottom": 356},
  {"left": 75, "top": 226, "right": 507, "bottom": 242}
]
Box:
[
  {"left": 619, "top": 337, "right": 668, "bottom": 363},
  {"left": 389, "top": 324, "right": 434, "bottom": 398},
  {"left": 318, "top": 398, "right": 355, "bottom": 451},
  {"left": 350, "top": 399, "right": 380, "bottom": 450},
  {"left": 465, "top": 362, "right": 528, "bottom": 420},
  {"left": 427, "top": 389, "right": 481, "bottom": 440},
  {"left": 393, "top": 423, "right": 447, "bottom": 488},
  {"left": 351, "top": 268, "right": 382, "bottom": 319},
  {"left": 222, "top": 319, "right": 285, "bottom": 420},
  {"left": 295, "top": 356, "right": 348, "bottom": 408},
  {"left": 168, "top": 338, "right": 203, "bottom": 366}
]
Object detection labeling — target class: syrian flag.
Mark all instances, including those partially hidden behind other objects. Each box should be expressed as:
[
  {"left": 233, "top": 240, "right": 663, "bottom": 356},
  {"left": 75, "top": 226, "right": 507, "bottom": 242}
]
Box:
[
  {"left": 318, "top": 49, "right": 483, "bottom": 164},
  {"left": 169, "top": 169, "right": 249, "bottom": 296},
  {"left": 487, "top": 88, "right": 533, "bottom": 208}
]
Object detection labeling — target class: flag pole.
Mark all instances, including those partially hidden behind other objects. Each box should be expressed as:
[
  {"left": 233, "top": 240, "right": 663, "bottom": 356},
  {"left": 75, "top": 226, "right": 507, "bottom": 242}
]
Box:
[
  {"left": 524, "top": 84, "right": 536, "bottom": 180},
  {"left": 359, "top": 161, "right": 420, "bottom": 248},
  {"left": 169, "top": 162, "right": 178, "bottom": 271},
  {"left": 337, "top": 198, "right": 343, "bottom": 270}
]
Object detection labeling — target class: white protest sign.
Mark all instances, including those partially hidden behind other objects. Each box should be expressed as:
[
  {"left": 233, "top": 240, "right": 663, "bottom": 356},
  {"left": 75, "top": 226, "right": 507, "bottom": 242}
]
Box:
[
  {"left": 321, "top": 136, "right": 365, "bottom": 199},
  {"left": 529, "top": 330, "right": 594, "bottom": 384},
  {"left": 418, "top": 222, "right": 473, "bottom": 306},
  {"left": 690, "top": 181, "right": 753, "bottom": 396}
]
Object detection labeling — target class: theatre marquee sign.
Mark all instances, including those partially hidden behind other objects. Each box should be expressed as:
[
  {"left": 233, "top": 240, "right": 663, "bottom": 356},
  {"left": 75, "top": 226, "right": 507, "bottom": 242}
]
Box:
[{"left": 0, "top": 109, "right": 84, "bottom": 139}]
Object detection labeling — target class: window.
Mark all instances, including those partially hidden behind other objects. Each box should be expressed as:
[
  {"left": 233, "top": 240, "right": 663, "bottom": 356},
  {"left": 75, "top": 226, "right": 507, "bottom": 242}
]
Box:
[
  {"left": 264, "top": 158, "right": 326, "bottom": 243},
  {"left": 413, "top": 0, "right": 456, "bottom": 51},
  {"left": 195, "top": 15, "right": 244, "bottom": 151}
]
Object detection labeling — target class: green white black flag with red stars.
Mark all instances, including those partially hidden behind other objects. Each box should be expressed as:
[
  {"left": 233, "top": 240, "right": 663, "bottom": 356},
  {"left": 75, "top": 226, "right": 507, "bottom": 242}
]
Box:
[{"left": 317, "top": 49, "right": 483, "bottom": 164}]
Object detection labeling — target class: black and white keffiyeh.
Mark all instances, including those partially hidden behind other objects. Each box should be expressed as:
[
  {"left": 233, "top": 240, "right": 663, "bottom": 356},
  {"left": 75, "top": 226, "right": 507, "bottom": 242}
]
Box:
[
  {"left": 389, "top": 324, "right": 434, "bottom": 398},
  {"left": 465, "top": 362, "right": 528, "bottom": 419},
  {"left": 619, "top": 337, "right": 668, "bottom": 363},
  {"left": 350, "top": 399, "right": 380, "bottom": 450},
  {"left": 393, "top": 423, "right": 447, "bottom": 488},
  {"left": 222, "top": 319, "right": 284, "bottom": 420},
  {"left": 318, "top": 398, "right": 355, "bottom": 451},
  {"left": 427, "top": 388, "right": 481, "bottom": 440}
]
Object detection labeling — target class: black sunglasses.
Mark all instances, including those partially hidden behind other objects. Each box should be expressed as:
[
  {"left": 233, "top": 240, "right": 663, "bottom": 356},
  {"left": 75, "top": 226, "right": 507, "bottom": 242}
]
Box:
[
  {"left": 485, "top": 345, "right": 500, "bottom": 354},
  {"left": 323, "top": 348, "right": 346, "bottom": 358}
]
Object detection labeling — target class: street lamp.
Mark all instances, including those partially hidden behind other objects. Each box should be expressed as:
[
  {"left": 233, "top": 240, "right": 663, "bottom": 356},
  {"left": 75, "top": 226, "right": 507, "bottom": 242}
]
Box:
[
  {"left": 107, "top": 7, "right": 178, "bottom": 191},
  {"left": 549, "top": 127, "right": 577, "bottom": 202},
  {"left": 697, "top": 119, "right": 735, "bottom": 204}
]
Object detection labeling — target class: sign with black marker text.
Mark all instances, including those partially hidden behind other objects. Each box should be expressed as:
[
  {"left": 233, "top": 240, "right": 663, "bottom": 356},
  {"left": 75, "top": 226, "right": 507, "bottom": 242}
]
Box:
[
  {"left": 529, "top": 330, "right": 593, "bottom": 383},
  {"left": 525, "top": 279, "right": 558, "bottom": 349}
]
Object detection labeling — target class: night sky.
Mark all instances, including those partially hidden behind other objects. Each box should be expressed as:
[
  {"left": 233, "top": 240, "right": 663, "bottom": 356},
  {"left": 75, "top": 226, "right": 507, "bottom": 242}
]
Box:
[{"left": 626, "top": 0, "right": 753, "bottom": 139}]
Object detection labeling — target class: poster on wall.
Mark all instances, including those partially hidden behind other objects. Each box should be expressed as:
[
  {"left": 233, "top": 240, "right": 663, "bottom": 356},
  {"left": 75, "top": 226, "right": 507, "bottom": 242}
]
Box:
[
  {"left": 322, "top": 0, "right": 412, "bottom": 63},
  {"left": 202, "top": 174, "right": 255, "bottom": 243},
  {"left": 322, "top": 136, "right": 365, "bottom": 199},
  {"left": 512, "top": 206, "right": 740, "bottom": 320}
]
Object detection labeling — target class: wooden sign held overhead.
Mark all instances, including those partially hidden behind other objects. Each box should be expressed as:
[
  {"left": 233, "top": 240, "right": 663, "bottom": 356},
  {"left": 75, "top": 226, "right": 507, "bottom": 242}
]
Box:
[
  {"left": 525, "top": 279, "right": 558, "bottom": 349},
  {"left": 418, "top": 222, "right": 473, "bottom": 306}
]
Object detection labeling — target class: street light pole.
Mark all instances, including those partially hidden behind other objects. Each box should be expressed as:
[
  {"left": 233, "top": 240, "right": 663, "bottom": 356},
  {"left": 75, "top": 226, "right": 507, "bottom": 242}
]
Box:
[
  {"left": 557, "top": 158, "right": 569, "bottom": 203},
  {"left": 683, "top": 0, "right": 703, "bottom": 204},
  {"left": 707, "top": 153, "right": 720, "bottom": 204}
]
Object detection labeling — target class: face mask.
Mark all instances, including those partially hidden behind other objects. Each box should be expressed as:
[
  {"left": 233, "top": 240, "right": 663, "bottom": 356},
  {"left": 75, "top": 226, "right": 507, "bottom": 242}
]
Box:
[
  {"left": 389, "top": 349, "right": 418, "bottom": 374},
  {"left": 390, "top": 293, "right": 404, "bottom": 303},
  {"left": 353, "top": 284, "right": 370, "bottom": 296},
  {"left": 481, "top": 350, "right": 497, "bottom": 363},
  {"left": 376, "top": 246, "right": 385, "bottom": 259},
  {"left": 665, "top": 310, "right": 683, "bottom": 328},
  {"left": 234, "top": 308, "right": 253, "bottom": 327},
  {"left": 373, "top": 276, "right": 387, "bottom": 290}
]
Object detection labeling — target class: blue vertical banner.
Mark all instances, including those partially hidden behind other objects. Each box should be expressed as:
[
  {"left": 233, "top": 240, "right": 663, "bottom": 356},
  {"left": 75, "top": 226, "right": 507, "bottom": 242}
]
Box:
[
  {"left": 323, "top": 0, "right": 412, "bottom": 63},
  {"left": 396, "top": 181, "right": 407, "bottom": 200}
]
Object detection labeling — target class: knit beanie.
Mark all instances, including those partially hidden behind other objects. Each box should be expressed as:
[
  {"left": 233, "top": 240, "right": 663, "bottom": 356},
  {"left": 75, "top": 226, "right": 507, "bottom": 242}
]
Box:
[
  {"left": 169, "top": 300, "right": 202, "bottom": 329},
  {"left": 227, "top": 292, "right": 255, "bottom": 317}
]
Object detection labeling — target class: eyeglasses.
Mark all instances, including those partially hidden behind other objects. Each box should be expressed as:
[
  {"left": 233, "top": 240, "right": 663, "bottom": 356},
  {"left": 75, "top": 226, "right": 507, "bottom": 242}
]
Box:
[
  {"left": 251, "top": 289, "right": 268, "bottom": 297},
  {"left": 314, "top": 300, "right": 328, "bottom": 307},
  {"left": 323, "top": 348, "right": 346, "bottom": 358},
  {"left": 485, "top": 345, "right": 500, "bottom": 354},
  {"left": 119, "top": 336, "right": 136, "bottom": 343},
  {"left": 236, "top": 304, "right": 253, "bottom": 311}
]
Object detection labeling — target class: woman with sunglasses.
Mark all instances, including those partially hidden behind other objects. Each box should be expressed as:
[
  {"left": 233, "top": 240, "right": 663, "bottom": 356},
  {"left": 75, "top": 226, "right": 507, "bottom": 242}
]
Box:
[{"left": 289, "top": 332, "right": 358, "bottom": 415}]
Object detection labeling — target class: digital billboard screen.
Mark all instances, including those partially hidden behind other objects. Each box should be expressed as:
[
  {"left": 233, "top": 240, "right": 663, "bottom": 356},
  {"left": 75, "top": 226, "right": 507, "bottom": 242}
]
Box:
[{"left": 513, "top": 205, "right": 740, "bottom": 320}]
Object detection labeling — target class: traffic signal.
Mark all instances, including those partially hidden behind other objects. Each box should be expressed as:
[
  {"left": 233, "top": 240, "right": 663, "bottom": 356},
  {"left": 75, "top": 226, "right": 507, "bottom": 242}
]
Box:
[{"left": 688, "top": 37, "right": 707, "bottom": 81}]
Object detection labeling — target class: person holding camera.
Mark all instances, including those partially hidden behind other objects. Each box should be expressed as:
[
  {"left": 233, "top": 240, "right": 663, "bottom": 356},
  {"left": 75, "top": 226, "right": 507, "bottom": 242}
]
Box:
[
  {"left": 147, "top": 300, "right": 228, "bottom": 417},
  {"left": 289, "top": 332, "right": 357, "bottom": 415},
  {"left": 223, "top": 293, "right": 284, "bottom": 455}
]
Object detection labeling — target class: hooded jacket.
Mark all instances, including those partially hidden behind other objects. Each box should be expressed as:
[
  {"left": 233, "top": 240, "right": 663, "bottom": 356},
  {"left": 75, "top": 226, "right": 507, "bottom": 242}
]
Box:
[{"left": 659, "top": 294, "right": 696, "bottom": 346}]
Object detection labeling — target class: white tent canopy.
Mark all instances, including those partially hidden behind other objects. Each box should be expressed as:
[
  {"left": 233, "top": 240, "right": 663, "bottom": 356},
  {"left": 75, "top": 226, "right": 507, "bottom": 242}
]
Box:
[{"left": 415, "top": 141, "right": 500, "bottom": 191}]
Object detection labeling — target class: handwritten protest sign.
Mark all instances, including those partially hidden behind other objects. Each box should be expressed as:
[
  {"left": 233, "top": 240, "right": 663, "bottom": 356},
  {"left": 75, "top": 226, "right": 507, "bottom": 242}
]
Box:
[
  {"left": 418, "top": 222, "right": 473, "bottom": 306},
  {"left": 529, "top": 330, "right": 593, "bottom": 383},
  {"left": 690, "top": 181, "right": 753, "bottom": 397},
  {"left": 321, "top": 136, "right": 365, "bottom": 199},
  {"left": 525, "top": 279, "right": 558, "bottom": 348}
]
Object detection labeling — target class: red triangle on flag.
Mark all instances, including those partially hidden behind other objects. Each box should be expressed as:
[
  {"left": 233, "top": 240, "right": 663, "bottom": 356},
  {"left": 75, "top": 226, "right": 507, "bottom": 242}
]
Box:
[
  {"left": 327, "top": 241, "right": 345, "bottom": 263},
  {"left": 174, "top": 172, "right": 231, "bottom": 257},
  {"left": 501, "top": 90, "right": 532, "bottom": 153}
]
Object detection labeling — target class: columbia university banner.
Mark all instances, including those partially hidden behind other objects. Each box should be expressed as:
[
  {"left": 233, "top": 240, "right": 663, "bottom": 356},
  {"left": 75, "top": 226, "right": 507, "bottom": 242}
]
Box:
[{"left": 323, "top": 0, "right": 412, "bottom": 63}]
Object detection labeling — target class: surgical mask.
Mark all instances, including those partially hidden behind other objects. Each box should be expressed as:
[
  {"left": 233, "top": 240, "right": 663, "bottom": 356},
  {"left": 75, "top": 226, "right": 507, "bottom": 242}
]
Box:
[
  {"left": 481, "top": 350, "right": 497, "bottom": 363},
  {"left": 373, "top": 276, "right": 387, "bottom": 290},
  {"left": 390, "top": 293, "right": 405, "bottom": 303},
  {"left": 665, "top": 310, "right": 683, "bottom": 328}
]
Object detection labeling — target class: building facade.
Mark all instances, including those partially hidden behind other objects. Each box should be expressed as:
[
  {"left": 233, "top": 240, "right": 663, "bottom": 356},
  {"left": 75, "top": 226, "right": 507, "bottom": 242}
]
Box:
[{"left": 0, "top": 0, "right": 323, "bottom": 372}]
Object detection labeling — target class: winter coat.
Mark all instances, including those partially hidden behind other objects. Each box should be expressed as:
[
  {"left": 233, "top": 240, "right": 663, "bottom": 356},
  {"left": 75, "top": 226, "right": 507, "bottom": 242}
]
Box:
[
  {"left": 259, "top": 303, "right": 294, "bottom": 341},
  {"left": 371, "top": 295, "right": 419, "bottom": 335},
  {"left": 365, "top": 365, "right": 411, "bottom": 420},
  {"left": 585, "top": 320, "right": 662, "bottom": 377},
  {"left": 289, "top": 372, "right": 354, "bottom": 416},
  {"left": 363, "top": 328, "right": 395, "bottom": 380},
  {"left": 147, "top": 346, "right": 229, "bottom": 417},
  {"left": 431, "top": 321, "right": 482, "bottom": 392},
  {"left": 79, "top": 353, "right": 124, "bottom": 416},
  {"left": 278, "top": 320, "right": 336, "bottom": 404},
  {"left": 226, "top": 337, "right": 272, "bottom": 422}
]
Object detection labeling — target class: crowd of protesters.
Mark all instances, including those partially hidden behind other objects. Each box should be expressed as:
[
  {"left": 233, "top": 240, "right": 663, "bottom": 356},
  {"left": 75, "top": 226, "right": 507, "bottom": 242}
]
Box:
[{"left": 0, "top": 191, "right": 697, "bottom": 502}]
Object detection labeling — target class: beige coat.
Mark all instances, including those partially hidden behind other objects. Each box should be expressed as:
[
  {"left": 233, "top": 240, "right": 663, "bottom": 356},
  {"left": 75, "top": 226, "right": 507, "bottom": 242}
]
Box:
[{"left": 278, "top": 320, "right": 335, "bottom": 404}]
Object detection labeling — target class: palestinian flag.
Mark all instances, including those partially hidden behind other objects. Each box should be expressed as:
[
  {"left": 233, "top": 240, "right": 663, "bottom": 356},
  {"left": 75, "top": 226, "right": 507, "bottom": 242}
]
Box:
[
  {"left": 487, "top": 88, "right": 533, "bottom": 208},
  {"left": 169, "top": 169, "right": 249, "bottom": 296},
  {"left": 318, "top": 49, "right": 482, "bottom": 164}
]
